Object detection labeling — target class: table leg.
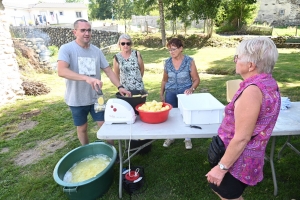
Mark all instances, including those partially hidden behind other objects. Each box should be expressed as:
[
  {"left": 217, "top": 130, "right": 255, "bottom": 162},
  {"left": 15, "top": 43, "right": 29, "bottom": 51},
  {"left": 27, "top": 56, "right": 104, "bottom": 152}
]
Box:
[
  {"left": 269, "top": 137, "right": 278, "bottom": 196},
  {"left": 278, "top": 135, "right": 300, "bottom": 159},
  {"left": 118, "top": 140, "right": 123, "bottom": 199}
]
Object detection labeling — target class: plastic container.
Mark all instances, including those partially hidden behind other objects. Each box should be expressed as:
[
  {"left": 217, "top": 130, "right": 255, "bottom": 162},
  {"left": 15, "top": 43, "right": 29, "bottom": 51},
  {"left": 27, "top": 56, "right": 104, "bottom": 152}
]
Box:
[
  {"left": 53, "top": 142, "right": 117, "bottom": 200},
  {"left": 177, "top": 93, "right": 225, "bottom": 124},
  {"left": 116, "top": 90, "right": 148, "bottom": 115},
  {"left": 135, "top": 102, "right": 172, "bottom": 124}
]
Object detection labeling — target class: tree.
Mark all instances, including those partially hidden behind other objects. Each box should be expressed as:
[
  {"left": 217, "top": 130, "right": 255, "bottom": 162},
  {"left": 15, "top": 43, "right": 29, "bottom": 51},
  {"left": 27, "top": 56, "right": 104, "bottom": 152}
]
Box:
[
  {"left": 158, "top": 0, "right": 166, "bottom": 46},
  {"left": 113, "top": 0, "right": 134, "bottom": 32},
  {"left": 89, "top": 0, "right": 113, "bottom": 20},
  {"left": 216, "top": 0, "right": 258, "bottom": 30},
  {"left": 189, "top": 0, "right": 222, "bottom": 37}
]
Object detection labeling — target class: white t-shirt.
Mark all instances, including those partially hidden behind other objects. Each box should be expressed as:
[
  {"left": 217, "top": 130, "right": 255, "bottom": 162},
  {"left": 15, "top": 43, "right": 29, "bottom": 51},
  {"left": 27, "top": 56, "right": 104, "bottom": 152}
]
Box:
[{"left": 58, "top": 41, "right": 109, "bottom": 106}]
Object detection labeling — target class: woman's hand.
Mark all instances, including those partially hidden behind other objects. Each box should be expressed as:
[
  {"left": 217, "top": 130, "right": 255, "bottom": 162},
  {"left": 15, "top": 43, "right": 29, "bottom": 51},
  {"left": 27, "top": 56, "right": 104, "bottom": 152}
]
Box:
[
  {"left": 205, "top": 165, "right": 227, "bottom": 187},
  {"left": 160, "top": 94, "right": 165, "bottom": 102},
  {"left": 119, "top": 88, "right": 131, "bottom": 97},
  {"left": 184, "top": 88, "right": 194, "bottom": 95}
]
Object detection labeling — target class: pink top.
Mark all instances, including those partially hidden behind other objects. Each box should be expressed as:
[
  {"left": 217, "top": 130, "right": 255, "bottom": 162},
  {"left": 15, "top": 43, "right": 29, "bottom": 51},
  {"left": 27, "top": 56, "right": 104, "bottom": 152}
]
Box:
[{"left": 218, "top": 73, "right": 281, "bottom": 186}]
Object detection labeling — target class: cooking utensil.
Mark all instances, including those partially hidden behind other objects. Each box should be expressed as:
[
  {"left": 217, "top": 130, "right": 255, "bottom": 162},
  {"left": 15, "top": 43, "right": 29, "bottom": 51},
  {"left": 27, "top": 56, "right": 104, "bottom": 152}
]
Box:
[
  {"left": 94, "top": 85, "right": 106, "bottom": 113},
  {"left": 116, "top": 89, "right": 148, "bottom": 115},
  {"left": 190, "top": 125, "right": 202, "bottom": 129},
  {"left": 104, "top": 99, "right": 136, "bottom": 124}
]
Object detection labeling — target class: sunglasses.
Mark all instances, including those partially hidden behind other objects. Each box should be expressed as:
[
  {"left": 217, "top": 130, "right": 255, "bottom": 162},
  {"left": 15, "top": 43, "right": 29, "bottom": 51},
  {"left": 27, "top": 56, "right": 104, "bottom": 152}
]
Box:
[
  {"left": 120, "top": 42, "right": 131, "bottom": 46},
  {"left": 76, "top": 29, "right": 92, "bottom": 33},
  {"left": 233, "top": 55, "right": 238, "bottom": 63}
]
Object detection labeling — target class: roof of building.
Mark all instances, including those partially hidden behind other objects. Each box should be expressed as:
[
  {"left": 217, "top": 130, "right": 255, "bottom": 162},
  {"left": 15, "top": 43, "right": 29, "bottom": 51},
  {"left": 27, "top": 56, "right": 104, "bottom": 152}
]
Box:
[
  {"left": 3, "top": 2, "right": 87, "bottom": 10},
  {"left": 30, "top": 3, "right": 87, "bottom": 9}
]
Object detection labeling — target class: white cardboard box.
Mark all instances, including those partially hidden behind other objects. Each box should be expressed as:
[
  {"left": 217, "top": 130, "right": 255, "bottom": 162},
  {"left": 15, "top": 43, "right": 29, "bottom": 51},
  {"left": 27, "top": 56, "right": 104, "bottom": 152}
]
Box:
[{"left": 177, "top": 93, "right": 225, "bottom": 125}]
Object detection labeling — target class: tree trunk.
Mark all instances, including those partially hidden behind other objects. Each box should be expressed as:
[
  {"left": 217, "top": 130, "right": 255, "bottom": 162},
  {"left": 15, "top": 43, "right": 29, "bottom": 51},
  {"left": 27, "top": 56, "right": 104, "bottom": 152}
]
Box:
[
  {"left": 203, "top": 18, "right": 206, "bottom": 34},
  {"left": 172, "top": 21, "right": 175, "bottom": 35},
  {"left": 206, "top": 18, "right": 214, "bottom": 38},
  {"left": 175, "top": 19, "right": 177, "bottom": 35},
  {"left": 158, "top": 0, "right": 166, "bottom": 47}
]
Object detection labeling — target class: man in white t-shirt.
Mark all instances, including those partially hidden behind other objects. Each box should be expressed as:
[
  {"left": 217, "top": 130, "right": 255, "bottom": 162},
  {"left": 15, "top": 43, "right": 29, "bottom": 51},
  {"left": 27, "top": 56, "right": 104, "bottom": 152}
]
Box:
[{"left": 57, "top": 19, "right": 130, "bottom": 145}]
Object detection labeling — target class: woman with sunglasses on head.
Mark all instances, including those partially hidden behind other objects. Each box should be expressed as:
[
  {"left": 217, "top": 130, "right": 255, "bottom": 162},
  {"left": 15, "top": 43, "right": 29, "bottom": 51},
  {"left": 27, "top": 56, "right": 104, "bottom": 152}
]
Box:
[
  {"left": 206, "top": 37, "right": 281, "bottom": 200},
  {"left": 160, "top": 38, "right": 200, "bottom": 150},
  {"left": 113, "top": 34, "right": 145, "bottom": 91}
]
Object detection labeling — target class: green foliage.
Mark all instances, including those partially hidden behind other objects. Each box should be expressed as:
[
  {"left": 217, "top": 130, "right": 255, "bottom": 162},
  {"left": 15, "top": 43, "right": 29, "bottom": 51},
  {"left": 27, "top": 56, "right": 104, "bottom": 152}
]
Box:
[
  {"left": 48, "top": 46, "right": 59, "bottom": 57},
  {"left": 189, "top": 0, "right": 222, "bottom": 21},
  {"left": 215, "top": 24, "right": 238, "bottom": 33},
  {"left": 216, "top": 0, "right": 258, "bottom": 31},
  {"left": 113, "top": 0, "right": 134, "bottom": 20},
  {"left": 89, "top": 0, "right": 113, "bottom": 20}
]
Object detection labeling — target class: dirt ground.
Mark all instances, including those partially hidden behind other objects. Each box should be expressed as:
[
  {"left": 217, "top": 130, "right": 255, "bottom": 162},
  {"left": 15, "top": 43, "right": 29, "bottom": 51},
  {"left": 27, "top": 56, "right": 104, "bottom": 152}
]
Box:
[
  {"left": 14, "top": 132, "right": 74, "bottom": 166},
  {"left": 0, "top": 109, "right": 75, "bottom": 166}
]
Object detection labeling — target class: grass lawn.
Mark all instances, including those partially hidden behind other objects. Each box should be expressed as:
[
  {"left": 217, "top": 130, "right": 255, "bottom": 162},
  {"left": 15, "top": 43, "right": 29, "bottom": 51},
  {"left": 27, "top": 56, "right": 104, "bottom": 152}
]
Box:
[{"left": 0, "top": 47, "right": 300, "bottom": 200}]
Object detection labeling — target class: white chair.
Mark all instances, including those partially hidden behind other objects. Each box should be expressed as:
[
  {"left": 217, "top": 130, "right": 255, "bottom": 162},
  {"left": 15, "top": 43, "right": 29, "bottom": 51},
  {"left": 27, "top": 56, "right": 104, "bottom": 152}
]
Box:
[{"left": 226, "top": 79, "right": 242, "bottom": 102}]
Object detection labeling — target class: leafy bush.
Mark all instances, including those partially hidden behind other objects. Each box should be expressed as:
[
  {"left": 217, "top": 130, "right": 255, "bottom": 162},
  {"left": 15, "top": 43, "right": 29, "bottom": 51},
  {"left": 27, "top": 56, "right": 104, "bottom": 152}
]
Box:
[{"left": 48, "top": 45, "right": 59, "bottom": 56}]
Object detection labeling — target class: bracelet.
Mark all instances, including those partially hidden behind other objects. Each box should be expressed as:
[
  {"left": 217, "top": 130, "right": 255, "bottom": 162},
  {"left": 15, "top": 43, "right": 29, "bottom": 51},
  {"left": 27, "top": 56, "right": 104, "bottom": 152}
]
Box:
[{"left": 117, "top": 85, "right": 124, "bottom": 90}]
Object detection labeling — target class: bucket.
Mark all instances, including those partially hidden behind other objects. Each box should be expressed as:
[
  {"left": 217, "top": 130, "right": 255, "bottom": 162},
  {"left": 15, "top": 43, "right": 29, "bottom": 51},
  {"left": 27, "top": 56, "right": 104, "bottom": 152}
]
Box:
[
  {"left": 116, "top": 90, "right": 148, "bottom": 115},
  {"left": 53, "top": 142, "right": 117, "bottom": 200}
]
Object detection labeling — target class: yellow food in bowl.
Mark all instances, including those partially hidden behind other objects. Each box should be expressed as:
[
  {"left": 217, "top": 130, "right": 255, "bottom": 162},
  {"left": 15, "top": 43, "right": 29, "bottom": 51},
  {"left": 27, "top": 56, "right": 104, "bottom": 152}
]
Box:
[{"left": 138, "top": 100, "right": 169, "bottom": 112}]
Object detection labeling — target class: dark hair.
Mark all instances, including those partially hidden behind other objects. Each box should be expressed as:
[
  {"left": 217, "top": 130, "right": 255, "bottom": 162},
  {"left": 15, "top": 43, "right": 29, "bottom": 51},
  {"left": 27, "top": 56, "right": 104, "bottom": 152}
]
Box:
[
  {"left": 167, "top": 38, "right": 184, "bottom": 48},
  {"left": 73, "top": 19, "right": 89, "bottom": 29}
]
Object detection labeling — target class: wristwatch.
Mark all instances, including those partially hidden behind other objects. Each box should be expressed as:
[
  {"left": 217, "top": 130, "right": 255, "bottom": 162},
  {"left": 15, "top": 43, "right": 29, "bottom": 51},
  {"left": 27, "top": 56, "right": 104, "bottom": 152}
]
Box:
[
  {"left": 218, "top": 163, "right": 229, "bottom": 170},
  {"left": 117, "top": 85, "right": 124, "bottom": 90}
]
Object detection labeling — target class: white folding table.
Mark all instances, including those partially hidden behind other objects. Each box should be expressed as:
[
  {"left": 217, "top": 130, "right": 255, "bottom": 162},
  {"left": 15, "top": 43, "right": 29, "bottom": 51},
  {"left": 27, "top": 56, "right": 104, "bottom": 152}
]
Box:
[{"left": 97, "top": 102, "right": 300, "bottom": 198}]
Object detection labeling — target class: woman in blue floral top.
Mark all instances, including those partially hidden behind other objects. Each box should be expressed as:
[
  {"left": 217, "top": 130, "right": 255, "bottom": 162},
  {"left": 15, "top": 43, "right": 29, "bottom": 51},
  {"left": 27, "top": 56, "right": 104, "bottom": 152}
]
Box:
[{"left": 160, "top": 38, "right": 200, "bottom": 149}]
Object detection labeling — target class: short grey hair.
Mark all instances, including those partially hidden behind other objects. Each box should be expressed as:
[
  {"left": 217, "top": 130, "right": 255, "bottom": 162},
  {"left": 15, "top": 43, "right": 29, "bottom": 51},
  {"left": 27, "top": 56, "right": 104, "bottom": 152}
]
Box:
[
  {"left": 117, "top": 34, "right": 133, "bottom": 46},
  {"left": 236, "top": 37, "right": 278, "bottom": 74}
]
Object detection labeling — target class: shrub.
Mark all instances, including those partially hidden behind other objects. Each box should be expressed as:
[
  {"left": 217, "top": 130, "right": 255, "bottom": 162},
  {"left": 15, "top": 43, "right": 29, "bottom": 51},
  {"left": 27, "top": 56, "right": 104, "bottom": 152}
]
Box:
[{"left": 48, "top": 45, "right": 59, "bottom": 56}]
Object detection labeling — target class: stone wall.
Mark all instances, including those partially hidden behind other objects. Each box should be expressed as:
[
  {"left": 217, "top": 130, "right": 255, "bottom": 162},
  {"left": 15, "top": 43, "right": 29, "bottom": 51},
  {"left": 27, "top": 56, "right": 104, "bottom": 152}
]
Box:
[
  {"left": 0, "top": 10, "right": 24, "bottom": 107},
  {"left": 256, "top": 0, "right": 300, "bottom": 26},
  {"left": 9, "top": 26, "right": 121, "bottom": 49},
  {"left": 13, "top": 38, "right": 52, "bottom": 70}
]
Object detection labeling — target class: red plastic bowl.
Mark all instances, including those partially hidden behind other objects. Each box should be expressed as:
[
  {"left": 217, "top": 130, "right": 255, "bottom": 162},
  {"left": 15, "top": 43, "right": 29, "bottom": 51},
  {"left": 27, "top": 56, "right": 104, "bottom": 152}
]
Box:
[{"left": 135, "top": 102, "right": 173, "bottom": 124}]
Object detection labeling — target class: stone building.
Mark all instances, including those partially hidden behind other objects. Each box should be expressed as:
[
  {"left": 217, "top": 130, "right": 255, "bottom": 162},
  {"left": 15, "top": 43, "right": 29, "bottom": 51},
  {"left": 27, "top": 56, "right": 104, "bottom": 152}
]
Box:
[
  {"left": 0, "top": 0, "right": 24, "bottom": 107},
  {"left": 256, "top": 0, "right": 300, "bottom": 26}
]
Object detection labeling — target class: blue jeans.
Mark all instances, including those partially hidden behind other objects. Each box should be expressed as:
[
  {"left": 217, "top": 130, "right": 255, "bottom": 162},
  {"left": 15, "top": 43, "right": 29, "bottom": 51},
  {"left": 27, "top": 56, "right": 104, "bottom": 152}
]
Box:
[
  {"left": 165, "top": 87, "right": 190, "bottom": 108},
  {"left": 165, "top": 86, "right": 191, "bottom": 141}
]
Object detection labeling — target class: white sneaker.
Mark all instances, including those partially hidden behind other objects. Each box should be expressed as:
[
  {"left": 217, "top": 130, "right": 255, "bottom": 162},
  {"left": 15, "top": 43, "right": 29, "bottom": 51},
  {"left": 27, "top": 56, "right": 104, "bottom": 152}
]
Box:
[
  {"left": 184, "top": 140, "right": 192, "bottom": 149},
  {"left": 163, "top": 139, "right": 175, "bottom": 147}
]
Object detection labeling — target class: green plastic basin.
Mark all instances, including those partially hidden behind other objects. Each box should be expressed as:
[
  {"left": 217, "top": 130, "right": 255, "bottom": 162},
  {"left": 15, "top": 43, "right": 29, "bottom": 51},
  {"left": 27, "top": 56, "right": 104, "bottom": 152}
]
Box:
[{"left": 53, "top": 142, "right": 117, "bottom": 200}]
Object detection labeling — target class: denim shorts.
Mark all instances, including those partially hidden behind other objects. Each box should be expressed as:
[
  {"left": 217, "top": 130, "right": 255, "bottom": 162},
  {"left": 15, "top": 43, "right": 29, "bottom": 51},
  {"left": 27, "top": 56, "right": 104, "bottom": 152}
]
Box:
[
  {"left": 165, "top": 87, "right": 190, "bottom": 108},
  {"left": 209, "top": 172, "right": 248, "bottom": 199},
  {"left": 69, "top": 105, "right": 104, "bottom": 126}
]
